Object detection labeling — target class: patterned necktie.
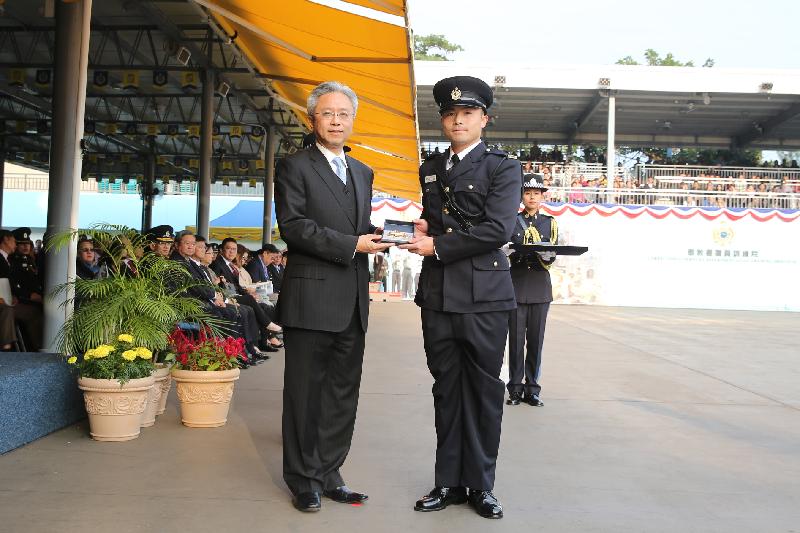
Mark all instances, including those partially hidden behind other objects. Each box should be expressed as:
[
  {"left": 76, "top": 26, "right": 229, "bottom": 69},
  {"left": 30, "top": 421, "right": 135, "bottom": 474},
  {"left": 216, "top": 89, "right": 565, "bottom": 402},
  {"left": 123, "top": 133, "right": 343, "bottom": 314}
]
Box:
[{"left": 332, "top": 157, "right": 347, "bottom": 185}]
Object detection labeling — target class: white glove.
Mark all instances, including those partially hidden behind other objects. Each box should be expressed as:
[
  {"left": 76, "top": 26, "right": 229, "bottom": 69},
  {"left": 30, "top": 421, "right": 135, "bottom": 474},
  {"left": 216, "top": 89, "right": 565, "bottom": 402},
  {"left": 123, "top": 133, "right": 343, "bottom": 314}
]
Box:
[
  {"left": 537, "top": 251, "right": 556, "bottom": 261},
  {"left": 500, "top": 242, "right": 514, "bottom": 256}
]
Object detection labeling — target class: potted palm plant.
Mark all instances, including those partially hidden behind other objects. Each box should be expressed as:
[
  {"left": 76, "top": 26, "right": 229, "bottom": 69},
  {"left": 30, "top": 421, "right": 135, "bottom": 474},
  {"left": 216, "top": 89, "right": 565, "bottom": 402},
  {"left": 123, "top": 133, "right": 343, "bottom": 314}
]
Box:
[
  {"left": 49, "top": 224, "right": 223, "bottom": 437},
  {"left": 168, "top": 327, "right": 245, "bottom": 428}
]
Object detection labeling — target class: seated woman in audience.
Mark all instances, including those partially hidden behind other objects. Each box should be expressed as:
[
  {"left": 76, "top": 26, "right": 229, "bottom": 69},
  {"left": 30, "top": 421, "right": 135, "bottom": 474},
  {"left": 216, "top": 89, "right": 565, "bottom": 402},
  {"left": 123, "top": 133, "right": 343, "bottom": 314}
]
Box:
[{"left": 75, "top": 237, "right": 101, "bottom": 280}]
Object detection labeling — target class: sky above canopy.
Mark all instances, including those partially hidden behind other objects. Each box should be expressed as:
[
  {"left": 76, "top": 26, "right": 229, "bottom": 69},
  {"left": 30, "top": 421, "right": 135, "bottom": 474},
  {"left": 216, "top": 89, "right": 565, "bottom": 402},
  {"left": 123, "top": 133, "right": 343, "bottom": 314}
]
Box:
[{"left": 407, "top": 0, "right": 800, "bottom": 69}]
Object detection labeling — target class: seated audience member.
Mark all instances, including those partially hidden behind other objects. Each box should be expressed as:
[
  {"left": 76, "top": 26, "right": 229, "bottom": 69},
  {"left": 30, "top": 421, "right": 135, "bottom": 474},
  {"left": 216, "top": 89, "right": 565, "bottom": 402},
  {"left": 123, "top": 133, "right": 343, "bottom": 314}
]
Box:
[
  {"left": 211, "top": 237, "right": 280, "bottom": 350},
  {"left": 246, "top": 243, "right": 279, "bottom": 285},
  {"left": 268, "top": 247, "right": 285, "bottom": 292},
  {"left": 76, "top": 237, "right": 101, "bottom": 280},
  {"left": 172, "top": 231, "right": 269, "bottom": 365},
  {"left": 144, "top": 225, "right": 174, "bottom": 258},
  {"left": 0, "top": 228, "right": 43, "bottom": 351}
]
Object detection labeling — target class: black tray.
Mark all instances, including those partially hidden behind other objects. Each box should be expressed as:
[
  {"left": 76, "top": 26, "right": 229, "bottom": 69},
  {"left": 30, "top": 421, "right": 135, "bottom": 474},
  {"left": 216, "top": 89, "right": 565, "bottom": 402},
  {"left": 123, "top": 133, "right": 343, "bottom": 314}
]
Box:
[{"left": 510, "top": 243, "right": 589, "bottom": 256}]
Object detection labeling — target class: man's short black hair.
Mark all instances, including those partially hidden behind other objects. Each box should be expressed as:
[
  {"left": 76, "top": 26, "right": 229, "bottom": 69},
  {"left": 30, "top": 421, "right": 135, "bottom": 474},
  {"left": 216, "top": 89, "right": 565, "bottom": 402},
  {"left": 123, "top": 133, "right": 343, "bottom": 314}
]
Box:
[
  {"left": 220, "top": 237, "right": 237, "bottom": 249},
  {"left": 260, "top": 243, "right": 279, "bottom": 254},
  {"left": 0, "top": 229, "right": 13, "bottom": 241},
  {"left": 195, "top": 235, "right": 207, "bottom": 243}
]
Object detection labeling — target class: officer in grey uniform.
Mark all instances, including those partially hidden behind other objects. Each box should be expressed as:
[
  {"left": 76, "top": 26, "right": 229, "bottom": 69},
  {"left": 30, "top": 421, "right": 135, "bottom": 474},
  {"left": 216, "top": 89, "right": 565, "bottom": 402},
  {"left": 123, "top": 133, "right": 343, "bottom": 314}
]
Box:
[
  {"left": 401, "top": 76, "right": 521, "bottom": 520},
  {"left": 506, "top": 174, "right": 558, "bottom": 407}
]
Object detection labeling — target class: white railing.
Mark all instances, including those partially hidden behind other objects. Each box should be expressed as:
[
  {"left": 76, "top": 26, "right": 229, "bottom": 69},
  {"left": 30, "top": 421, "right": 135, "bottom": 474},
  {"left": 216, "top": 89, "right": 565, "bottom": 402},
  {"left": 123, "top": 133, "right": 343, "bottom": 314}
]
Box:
[
  {"left": 545, "top": 187, "right": 800, "bottom": 209},
  {"left": 639, "top": 164, "right": 800, "bottom": 183}
]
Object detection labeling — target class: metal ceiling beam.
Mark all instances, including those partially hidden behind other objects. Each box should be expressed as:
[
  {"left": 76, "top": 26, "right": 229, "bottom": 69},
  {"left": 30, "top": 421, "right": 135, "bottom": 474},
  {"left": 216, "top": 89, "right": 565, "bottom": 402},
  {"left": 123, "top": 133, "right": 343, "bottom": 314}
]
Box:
[
  {"left": 734, "top": 100, "right": 800, "bottom": 148},
  {"left": 566, "top": 92, "right": 604, "bottom": 145}
]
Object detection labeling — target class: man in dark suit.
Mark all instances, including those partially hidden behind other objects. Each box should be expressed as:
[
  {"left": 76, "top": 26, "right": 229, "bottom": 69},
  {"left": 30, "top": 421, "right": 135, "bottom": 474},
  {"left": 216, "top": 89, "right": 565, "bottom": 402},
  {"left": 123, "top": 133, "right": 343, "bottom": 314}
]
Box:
[
  {"left": 267, "top": 251, "right": 284, "bottom": 292},
  {"left": 246, "top": 243, "right": 278, "bottom": 285},
  {"left": 505, "top": 174, "right": 558, "bottom": 407},
  {"left": 274, "top": 81, "right": 392, "bottom": 513},
  {"left": 210, "top": 237, "right": 279, "bottom": 350},
  {"left": 2, "top": 228, "right": 44, "bottom": 351},
  {"left": 400, "top": 76, "right": 521, "bottom": 520}
]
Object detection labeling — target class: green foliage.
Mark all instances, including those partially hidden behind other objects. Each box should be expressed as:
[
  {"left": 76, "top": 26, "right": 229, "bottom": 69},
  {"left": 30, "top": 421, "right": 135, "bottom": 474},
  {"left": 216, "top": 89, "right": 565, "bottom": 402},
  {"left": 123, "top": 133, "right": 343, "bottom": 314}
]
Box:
[
  {"left": 67, "top": 335, "right": 155, "bottom": 384},
  {"left": 413, "top": 34, "right": 464, "bottom": 61},
  {"left": 616, "top": 49, "right": 714, "bottom": 67},
  {"left": 48, "top": 224, "right": 225, "bottom": 359},
  {"left": 618, "top": 146, "right": 762, "bottom": 166}
]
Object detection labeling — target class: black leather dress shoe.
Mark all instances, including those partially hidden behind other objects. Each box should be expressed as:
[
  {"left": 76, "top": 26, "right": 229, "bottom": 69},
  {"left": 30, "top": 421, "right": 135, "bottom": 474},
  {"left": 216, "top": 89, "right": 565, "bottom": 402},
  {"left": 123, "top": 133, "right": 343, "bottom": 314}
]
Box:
[
  {"left": 506, "top": 391, "right": 522, "bottom": 406},
  {"left": 293, "top": 492, "right": 321, "bottom": 512},
  {"left": 468, "top": 490, "right": 503, "bottom": 519},
  {"left": 322, "top": 486, "right": 368, "bottom": 504},
  {"left": 414, "top": 486, "right": 467, "bottom": 512},
  {"left": 523, "top": 394, "right": 544, "bottom": 407}
]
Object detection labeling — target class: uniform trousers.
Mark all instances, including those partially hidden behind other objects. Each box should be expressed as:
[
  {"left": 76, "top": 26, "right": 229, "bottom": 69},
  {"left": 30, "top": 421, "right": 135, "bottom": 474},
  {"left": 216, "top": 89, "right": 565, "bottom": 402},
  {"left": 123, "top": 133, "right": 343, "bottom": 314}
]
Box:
[
  {"left": 421, "top": 308, "right": 507, "bottom": 491},
  {"left": 282, "top": 308, "right": 365, "bottom": 495},
  {"left": 507, "top": 302, "right": 549, "bottom": 396}
]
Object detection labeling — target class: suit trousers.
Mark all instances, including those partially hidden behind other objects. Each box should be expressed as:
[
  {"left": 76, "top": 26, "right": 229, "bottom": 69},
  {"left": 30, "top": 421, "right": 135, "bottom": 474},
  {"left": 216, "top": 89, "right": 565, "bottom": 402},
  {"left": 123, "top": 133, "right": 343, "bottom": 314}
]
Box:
[
  {"left": 421, "top": 308, "right": 507, "bottom": 491},
  {"left": 282, "top": 308, "right": 365, "bottom": 495},
  {"left": 507, "top": 302, "right": 549, "bottom": 396},
  {"left": 13, "top": 302, "right": 43, "bottom": 352}
]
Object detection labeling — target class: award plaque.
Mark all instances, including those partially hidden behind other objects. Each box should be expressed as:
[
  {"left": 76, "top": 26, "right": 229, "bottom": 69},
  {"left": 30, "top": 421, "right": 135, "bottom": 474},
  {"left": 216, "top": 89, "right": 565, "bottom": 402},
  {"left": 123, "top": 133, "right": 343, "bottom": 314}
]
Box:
[
  {"left": 381, "top": 219, "right": 415, "bottom": 244},
  {"left": 510, "top": 242, "right": 589, "bottom": 256}
]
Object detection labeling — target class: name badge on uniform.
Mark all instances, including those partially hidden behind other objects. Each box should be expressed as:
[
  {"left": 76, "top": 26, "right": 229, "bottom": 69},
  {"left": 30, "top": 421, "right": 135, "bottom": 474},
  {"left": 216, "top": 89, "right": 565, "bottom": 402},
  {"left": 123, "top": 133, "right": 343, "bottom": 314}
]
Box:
[{"left": 424, "top": 174, "right": 437, "bottom": 183}]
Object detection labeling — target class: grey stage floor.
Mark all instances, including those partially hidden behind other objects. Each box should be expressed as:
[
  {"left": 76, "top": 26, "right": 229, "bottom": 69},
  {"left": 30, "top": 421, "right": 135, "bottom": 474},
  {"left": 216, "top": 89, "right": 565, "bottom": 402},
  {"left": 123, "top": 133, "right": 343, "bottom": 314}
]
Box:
[{"left": 1, "top": 304, "right": 799, "bottom": 533}]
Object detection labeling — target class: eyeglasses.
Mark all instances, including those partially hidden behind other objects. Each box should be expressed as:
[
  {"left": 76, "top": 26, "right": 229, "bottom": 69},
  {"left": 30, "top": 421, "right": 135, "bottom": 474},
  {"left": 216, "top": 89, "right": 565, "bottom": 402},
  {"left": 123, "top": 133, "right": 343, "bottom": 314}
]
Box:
[{"left": 315, "top": 110, "right": 353, "bottom": 121}]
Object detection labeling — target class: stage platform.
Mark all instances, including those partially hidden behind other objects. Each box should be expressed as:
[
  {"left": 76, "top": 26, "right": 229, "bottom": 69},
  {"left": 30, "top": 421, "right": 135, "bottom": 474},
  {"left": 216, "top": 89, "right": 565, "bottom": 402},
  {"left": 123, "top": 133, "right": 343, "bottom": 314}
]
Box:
[{"left": 0, "top": 304, "right": 798, "bottom": 532}]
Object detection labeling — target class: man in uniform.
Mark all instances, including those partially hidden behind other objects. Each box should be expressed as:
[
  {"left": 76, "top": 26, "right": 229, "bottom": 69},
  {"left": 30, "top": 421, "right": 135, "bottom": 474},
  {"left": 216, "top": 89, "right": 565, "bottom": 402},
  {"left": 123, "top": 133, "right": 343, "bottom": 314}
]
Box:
[
  {"left": 505, "top": 174, "right": 558, "bottom": 407},
  {"left": 401, "top": 76, "right": 521, "bottom": 520},
  {"left": 5, "top": 228, "right": 44, "bottom": 351},
  {"left": 144, "top": 225, "right": 174, "bottom": 258}
]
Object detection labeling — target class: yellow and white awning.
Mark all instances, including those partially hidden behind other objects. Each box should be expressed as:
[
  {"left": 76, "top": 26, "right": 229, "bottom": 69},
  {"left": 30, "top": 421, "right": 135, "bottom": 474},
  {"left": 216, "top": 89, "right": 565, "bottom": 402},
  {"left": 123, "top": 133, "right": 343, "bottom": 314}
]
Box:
[{"left": 195, "top": 0, "right": 421, "bottom": 199}]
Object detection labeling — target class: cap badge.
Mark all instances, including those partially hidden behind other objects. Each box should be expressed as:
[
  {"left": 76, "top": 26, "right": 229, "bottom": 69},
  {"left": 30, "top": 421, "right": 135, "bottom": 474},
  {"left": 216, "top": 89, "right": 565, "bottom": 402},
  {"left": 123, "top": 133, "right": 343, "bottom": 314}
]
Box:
[{"left": 451, "top": 87, "right": 462, "bottom": 101}]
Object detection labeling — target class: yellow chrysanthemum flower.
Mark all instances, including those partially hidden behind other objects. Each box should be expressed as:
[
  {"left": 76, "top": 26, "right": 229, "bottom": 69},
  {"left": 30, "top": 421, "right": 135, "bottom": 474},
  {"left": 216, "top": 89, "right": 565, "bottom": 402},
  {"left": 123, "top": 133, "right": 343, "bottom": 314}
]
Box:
[
  {"left": 121, "top": 350, "right": 138, "bottom": 361},
  {"left": 67, "top": 356, "right": 77, "bottom": 364},
  {"left": 94, "top": 345, "right": 114, "bottom": 357},
  {"left": 84, "top": 349, "right": 95, "bottom": 360},
  {"left": 117, "top": 334, "right": 134, "bottom": 344},
  {"left": 135, "top": 347, "right": 153, "bottom": 359}
]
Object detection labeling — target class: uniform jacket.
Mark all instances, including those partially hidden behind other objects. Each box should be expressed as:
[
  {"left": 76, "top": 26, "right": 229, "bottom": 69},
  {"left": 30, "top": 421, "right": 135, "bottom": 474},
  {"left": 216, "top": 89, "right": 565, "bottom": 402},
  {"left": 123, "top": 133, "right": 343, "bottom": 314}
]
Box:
[
  {"left": 509, "top": 212, "right": 557, "bottom": 304},
  {"left": 9, "top": 252, "right": 42, "bottom": 302},
  {"left": 415, "top": 142, "right": 522, "bottom": 313},
  {"left": 274, "top": 145, "right": 376, "bottom": 332}
]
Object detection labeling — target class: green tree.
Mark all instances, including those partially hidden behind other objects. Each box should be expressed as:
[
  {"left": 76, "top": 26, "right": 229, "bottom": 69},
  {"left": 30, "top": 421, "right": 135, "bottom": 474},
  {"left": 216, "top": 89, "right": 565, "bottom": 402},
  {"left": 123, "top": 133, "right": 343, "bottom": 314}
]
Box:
[
  {"left": 414, "top": 34, "right": 464, "bottom": 61},
  {"left": 616, "top": 49, "right": 714, "bottom": 67}
]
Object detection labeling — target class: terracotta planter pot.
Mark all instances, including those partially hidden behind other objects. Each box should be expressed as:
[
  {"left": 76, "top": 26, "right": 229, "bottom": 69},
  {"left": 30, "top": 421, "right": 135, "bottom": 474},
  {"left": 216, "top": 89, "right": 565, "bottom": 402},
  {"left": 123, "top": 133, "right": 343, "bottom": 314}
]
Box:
[
  {"left": 156, "top": 364, "right": 173, "bottom": 416},
  {"left": 140, "top": 371, "right": 162, "bottom": 428},
  {"left": 78, "top": 376, "right": 156, "bottom": 442},
  {"left": 142, "top": 363, "right": 170, "bottom": 422},
  {"left": 172, "top": 368, "right": 240, "bottom": 428}
]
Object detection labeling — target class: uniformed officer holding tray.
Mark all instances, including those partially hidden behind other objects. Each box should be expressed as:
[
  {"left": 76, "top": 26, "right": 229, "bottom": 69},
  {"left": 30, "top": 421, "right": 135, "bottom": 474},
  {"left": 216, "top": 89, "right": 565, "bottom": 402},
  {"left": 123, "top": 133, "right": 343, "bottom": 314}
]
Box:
[
  {"left": 504, "top": 174, "right": 557, "bottom": 407},
  {"left": 400, "top": 76, "right": 521, "bottom": 520}
]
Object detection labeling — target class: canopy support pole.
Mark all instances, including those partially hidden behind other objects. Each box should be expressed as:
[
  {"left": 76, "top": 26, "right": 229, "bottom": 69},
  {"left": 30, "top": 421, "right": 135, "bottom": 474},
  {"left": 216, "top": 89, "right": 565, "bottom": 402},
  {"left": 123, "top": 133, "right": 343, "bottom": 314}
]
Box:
[
  {"left": 43, "top": 0, "right": 92, "bottom": 352},
  {"left": 262, "top": 125, "right": 276, "bottom": 244},
  {"left": 197, "top": 67, "right": 215, "bottom": 237},
  {"left": 606, "top": 92, "right": 616, "bottom": 200}
]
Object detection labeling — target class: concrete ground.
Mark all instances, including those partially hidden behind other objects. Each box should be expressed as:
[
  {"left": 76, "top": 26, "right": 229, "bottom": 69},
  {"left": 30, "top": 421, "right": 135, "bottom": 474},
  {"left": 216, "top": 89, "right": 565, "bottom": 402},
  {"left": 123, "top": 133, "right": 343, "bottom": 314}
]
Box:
[{"left": 1, "top": 304, "right": 799, "bottom": 533}]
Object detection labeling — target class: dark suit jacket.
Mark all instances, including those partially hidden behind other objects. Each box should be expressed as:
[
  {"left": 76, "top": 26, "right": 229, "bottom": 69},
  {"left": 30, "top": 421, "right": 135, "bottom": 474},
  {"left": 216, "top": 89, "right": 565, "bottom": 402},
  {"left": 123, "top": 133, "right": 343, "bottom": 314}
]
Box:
[
  {"left": 274, "top": 145, "right": 375, "bottom": 332},
  {"left": 171, "top": 251, "right": 217, "bottom": 303},
  {"left": 245, "top": 257, "right": 271, "bottom": 284},
  {"left": 267, "top": 264, "right": 283, "bottom": 292},
  {"left": 415, "top": 142, "right": 521, "bottom": 313},
  {"left": 210, "top": 256, "right": 244, "bottom": 293}
]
